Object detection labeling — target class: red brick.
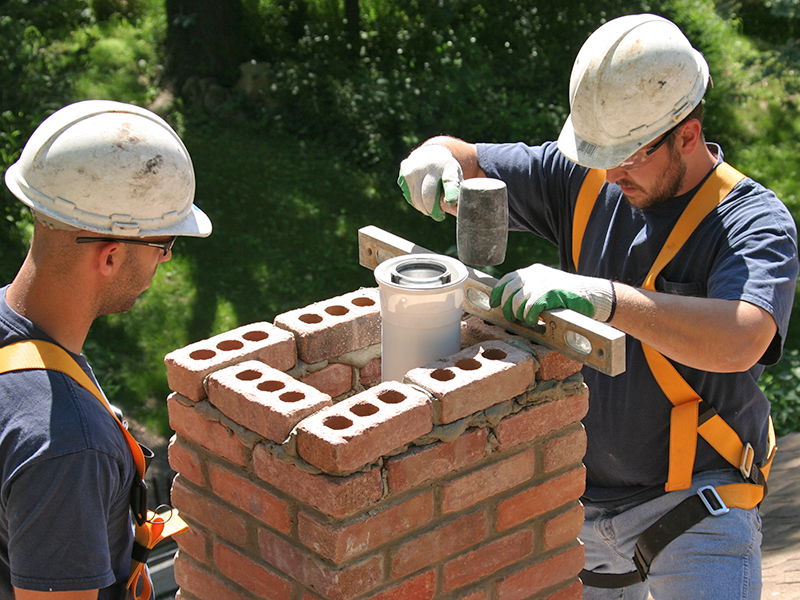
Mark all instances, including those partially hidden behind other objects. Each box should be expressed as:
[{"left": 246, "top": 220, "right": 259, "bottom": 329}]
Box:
[
  {"left": 496, "top": 467, "right": 586, "bottom": 531},
  {"left": 406, "top": 341, "right": 535, "bottom": 424},
  {"left": 253, "top": 443, "right": 383, "bottom": 518},
  {"left": 207, "top": 360, "right": 332, "bottom": 443},
  {"left": 441, "top": 450, "right": 535, "bottom": 514},
  {"left": 495, "top": 544, "right": 584, "bottom": 600},
  {"left": 386, "top": 428, "right": 488, "bottom": 494},
  {"left": 542, "top": 580, "right": 582, "bottom": 600},
  {"left": 168, "top": 394, "right": 248, "bottom": 466},
  {"left": 174, "top": 554, "right": 251, "bottom": 600},
  {"left": 460, "top": 315, "right": 517, "bottom": 347},
  {"left": 495, "top": 388, "right": 589, "bottom": 451},
  {"left": 296, "top": 380, "right": 432, "bottom": 474},
  {"left": 299, "top": 490, "right": 435, "bottom": 563},
  {"left": 543, "top": 426, "right": 586, "bottom": 474},
  {"left": 209, "top": 464, "right": 293, "bottom": 533},
  {"left": 365, "top": 571, "right": 437, "bottom": 600},
  {"left": 165, "top": 321, "right": 297, "bottom": 401},
  {"left": 214, "top": 539, "right": 293, "bottom": 600},
  {"left": 274, "top": 288, "right": 380, "bottom": 364},
  {"left": 358, "top": 357, "right": 382, "bottom": 387},
  {"left": 457, "top": 590, "right": 491, "bottom": 600},
  {"left": 172, "top": 477, "right": 248, "bottom": 545},
  {"left": 175, "top": 527, "right": 209, "bottom": 563},
  {"left": 442, "top": 529, "right": 533, "bottom": 591},
  {"left": 391, "top": 510, "right": 489, "bottom": 578},
  {"left": 259, "top": 527, "right": 384, "bottom": 600},
  {"left": 533, "top": 345, "right": 583, "bottom": 381},
  {"left": 301, "top": 363, "right": 354, "bottom": 398},
  {"left": 168, "top": 436, "right": 206, "bottom": 486},
  {"left": 544, "top": 504, "right": 584, "bottom": 551}
]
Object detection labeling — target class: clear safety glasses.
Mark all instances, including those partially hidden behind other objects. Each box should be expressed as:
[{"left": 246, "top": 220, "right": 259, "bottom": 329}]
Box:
[{"left": 616, "top": 123, "right": 682, "bottom": 169}]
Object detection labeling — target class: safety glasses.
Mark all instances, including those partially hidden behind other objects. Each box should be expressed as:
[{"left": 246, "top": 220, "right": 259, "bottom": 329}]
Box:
[
  {"left": 616, "top": 123, "right": 682, "bottom": 169},
  {"left": 76, "top": 236, "right": 177, "bottom": 256}
]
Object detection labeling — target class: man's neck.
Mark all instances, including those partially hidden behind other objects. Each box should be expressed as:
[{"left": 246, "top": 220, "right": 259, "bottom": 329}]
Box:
[
  {"left": 676, "top": 141, "right": 718, "bottom": 196},
  {"left": 6, "top": 259, "right": 93, "bottom": 354}
]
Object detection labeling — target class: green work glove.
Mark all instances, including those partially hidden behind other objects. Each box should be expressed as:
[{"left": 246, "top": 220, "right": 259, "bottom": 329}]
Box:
[
  {"left": 489, "top": 264, "right": 616, "bottom": 326},
  {"left": 397, "top": 144, "right": 462, "bottom": 222}
]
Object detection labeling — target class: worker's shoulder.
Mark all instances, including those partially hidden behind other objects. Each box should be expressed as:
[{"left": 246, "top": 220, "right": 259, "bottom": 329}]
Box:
[
  {"left": 0, "top": 367, "right": 130, "bottom": 470},
  {"left": 718, "top": 175, "right": 796, "bottom": 234}
]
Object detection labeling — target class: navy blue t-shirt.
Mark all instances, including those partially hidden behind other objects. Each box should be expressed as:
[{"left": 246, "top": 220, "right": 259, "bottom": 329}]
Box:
[
  {"left": 477, "top": 140, "right": 799, "bottom": 505},
  {"left": 0, "top": 286, "right": 136, "bottom": 598}
]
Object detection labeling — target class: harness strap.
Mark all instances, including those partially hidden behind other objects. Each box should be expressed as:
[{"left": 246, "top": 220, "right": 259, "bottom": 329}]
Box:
[
  {"left": 571, "top": 164, "right": 777, "bottom": 588},
  {"left": 638, "top": 162, "right": 748, "bottom": 492},
  {"left": 0, "top": 339, "right": 188, "bottom": 600},
  {"left": 572, "top": 168, "right": 607, "bottom": 271}
]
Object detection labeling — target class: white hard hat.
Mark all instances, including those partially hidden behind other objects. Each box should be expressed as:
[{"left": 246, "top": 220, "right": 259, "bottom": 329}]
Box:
[
  {"left": 4, "top": 99, "right": 211, "bottom": 237},
  {"left": 557, "top": 14, "right": 709, "bottom": 169}
]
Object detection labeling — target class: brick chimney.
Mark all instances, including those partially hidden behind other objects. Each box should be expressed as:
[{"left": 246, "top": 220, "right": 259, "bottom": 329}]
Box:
[{"left": 164, "top": 286, "right": 588, "bottom": 600}]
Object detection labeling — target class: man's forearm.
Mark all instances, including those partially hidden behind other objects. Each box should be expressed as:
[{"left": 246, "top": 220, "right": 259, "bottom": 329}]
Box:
[{"left": 609, "top": 283, "right": 777, "bottom": 372}]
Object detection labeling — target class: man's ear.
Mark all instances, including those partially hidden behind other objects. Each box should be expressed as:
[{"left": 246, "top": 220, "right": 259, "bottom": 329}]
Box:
[
  {"left": 678, "top": 119, "right": 703, "bottom": 155},
  {"left": 95, "top": 242, "right": 123, "bottom": 277}
]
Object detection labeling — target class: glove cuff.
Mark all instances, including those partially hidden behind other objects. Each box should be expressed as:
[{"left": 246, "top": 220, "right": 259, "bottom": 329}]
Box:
[{"left": 592, "top": 280, "right": 616, "bottom": 322}]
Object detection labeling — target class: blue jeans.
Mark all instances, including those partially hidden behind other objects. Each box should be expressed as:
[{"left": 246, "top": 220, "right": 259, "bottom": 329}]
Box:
[{"left": 581, "top": 470, "right": 762, "bottom": 600}]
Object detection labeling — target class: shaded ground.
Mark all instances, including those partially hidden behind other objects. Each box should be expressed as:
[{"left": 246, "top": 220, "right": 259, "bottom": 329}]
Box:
[{"left": 761, "top": 432, "right": 800, "bottom": 599}]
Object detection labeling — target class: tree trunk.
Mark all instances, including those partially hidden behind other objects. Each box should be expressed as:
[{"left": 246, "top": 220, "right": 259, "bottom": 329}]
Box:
[{"left": 163, "top": 0, "right": 251, "bottom": 93}]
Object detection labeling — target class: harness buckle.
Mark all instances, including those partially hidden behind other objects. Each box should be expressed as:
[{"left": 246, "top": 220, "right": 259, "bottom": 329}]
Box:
[
  {"left": 697, "top": 485, "right": 729, "bottom": 516},
  {"left": 739, "top": 442, "right": 755, "bottom": 479}
]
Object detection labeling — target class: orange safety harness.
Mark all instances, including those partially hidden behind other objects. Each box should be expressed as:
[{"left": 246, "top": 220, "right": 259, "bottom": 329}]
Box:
[
  {"left": 572, "top": 164, "right": 777, "bottom": 587},
  {"left": 0, "top": 339, "right": 188, "bottom": 600}
]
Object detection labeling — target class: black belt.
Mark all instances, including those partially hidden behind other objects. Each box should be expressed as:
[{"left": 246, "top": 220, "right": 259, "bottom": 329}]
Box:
[{"left": 580, "top": 485, "right": 731, "bottom": 588}]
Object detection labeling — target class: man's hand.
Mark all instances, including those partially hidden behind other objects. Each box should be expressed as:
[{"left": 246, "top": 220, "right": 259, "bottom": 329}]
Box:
[
  {"left": 397, "top": 144, "right": 463, "bottom": 221},
  {"left": 490, "top": 264, "right": 616, "bottom": 325}
]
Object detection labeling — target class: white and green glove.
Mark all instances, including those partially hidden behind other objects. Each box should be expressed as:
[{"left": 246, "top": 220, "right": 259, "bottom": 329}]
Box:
[
  {"left": 490, "top": 264, "right": 616, "bottom": 325},
  {"left": 397, "top": 144, "right": 463, "bottom": 222}
]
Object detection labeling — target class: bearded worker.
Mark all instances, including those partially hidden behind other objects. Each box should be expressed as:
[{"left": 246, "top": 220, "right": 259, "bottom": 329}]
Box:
[{"left": 397, "top": 14, "right": 798, "bottom": 600}]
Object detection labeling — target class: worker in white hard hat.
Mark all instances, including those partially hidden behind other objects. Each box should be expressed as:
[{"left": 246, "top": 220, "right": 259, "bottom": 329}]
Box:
[
  {"left": 397, "top": 14, "right": 798, "bottom": 600},
  {"left": 0, "top": 100, "right": 211, "bottom": 599}
]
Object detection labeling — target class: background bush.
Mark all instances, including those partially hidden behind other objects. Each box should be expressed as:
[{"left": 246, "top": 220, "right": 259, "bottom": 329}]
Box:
[{"left": 1, "top": 0, "right": 798, "bottom": 436}]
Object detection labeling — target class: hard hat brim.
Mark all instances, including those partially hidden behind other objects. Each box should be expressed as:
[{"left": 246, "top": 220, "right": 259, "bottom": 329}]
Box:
[
  {"left": 557, "top": 116, "right": 645, "bottom": 170},
  {"left": 172, "top": 204, "right": 213, "bottom": 238},
  {"left": 5, "top": 161, "right": 212, "bottom": 238}
]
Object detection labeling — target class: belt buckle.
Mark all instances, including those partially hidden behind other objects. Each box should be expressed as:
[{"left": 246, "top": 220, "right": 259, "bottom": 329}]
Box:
[
  {"left": 697, "top": 485, "right": 729, "bottom": 516},
  {"left": 739, "top": 442, "right": 755, "bottom": 479}
]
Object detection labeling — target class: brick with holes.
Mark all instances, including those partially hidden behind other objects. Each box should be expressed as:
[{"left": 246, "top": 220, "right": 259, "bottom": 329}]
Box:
[
  {"left": 273, "top": 288, "right": 380, "bottom": 364},
  {"left": 295, "top": 380, "right": 432, "bottom": 474},
  {"left": 165, "top": 322, "right": 297, "bottom": 402},
  {"left": 206, "top": 360, "right": 333, "bottom": 443},
  {"left": 405, "top": 340, "right": 535, "bottom": 424}
]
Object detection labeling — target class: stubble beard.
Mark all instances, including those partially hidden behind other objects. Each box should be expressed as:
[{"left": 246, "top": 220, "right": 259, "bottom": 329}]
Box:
[{"left": 621, "top": 143, "right": 687, "bottom": 209}]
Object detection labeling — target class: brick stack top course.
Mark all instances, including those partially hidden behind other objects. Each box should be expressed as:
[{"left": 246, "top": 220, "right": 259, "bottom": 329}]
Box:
[{"left": 165, "top": 284, "right": 589, "bottom": 600}]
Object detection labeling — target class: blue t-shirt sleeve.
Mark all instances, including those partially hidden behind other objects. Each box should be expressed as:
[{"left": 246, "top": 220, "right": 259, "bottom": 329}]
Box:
[
  {"left": 476, "top": 140, "right": 589, "bottom": 247},
  {"left": 707, "top": 179, "right": 799, "bottom": 364},
  {"left": 6, "top": 450, "right": 124, "bottom": 591}
]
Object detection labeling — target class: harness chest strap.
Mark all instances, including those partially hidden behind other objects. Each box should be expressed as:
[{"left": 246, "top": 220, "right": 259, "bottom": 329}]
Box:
[
  {"left": 0, "top": 339, "right": 187, "bottom": 600},
  {"left": 571, "top": 163, "right": 776, "bottom": 503}
]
